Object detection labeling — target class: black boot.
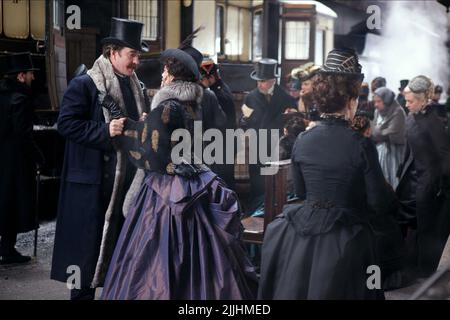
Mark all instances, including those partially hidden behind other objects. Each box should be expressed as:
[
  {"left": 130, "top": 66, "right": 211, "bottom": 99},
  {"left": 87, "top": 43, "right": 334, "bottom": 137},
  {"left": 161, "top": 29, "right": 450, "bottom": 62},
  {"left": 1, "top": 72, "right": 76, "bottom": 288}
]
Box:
[
  {"left": 0, "top": 232, "right": 31, "bottom": 265},
  {"left": 70, "top": 288, "right": 96, "bottom": 300},
  {"left": 0, "top": 248, "right": 31, "bottom": 264}
]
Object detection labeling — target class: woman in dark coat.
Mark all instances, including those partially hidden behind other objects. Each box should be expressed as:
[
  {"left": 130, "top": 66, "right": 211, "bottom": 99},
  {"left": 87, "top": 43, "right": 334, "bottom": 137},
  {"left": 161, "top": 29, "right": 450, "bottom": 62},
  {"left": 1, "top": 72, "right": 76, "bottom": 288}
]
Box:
[
  {"left": 100, "top": 49, "right": 257, "bottom": 300},
  {"left": 397, "top": 75, "right": 450, "bottom": 278},
  {"left": 258, "top": 49, "right": 397, "bottom": 300}
]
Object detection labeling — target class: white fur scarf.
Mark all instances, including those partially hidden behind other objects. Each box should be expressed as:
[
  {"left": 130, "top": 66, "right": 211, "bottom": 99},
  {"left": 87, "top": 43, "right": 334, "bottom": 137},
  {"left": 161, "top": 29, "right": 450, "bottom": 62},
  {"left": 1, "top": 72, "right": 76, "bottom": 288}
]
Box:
[
  {"left": 87, "top": 55, "right": 146, "bottom": 288},
  {"left": 151, "top": 80, "right": 203, "bottom": 110},
  {"left": 87, "top": 54, "right": 146, "bottom": 121}
]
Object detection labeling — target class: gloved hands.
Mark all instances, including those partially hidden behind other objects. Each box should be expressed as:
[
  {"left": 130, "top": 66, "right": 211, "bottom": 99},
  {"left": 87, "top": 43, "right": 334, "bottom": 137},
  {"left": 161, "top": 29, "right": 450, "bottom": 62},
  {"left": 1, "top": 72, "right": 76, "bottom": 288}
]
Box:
[
  {"left": 101, "top": 94, "right": 125, "bottom": 120},
  {"left": 173, "top": 163, "right": 207, "bottom": 178}
]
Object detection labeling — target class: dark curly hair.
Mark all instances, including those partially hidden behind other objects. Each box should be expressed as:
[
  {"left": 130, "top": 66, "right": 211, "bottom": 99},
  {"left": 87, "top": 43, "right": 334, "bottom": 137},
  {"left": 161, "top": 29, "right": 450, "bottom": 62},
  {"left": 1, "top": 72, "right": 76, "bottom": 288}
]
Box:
[
  {"left": 312, "top": 73, "right": 362, "bottom": 113},
  {"left": 284, "top": 116, "right": 306, "bottom": 138},
  {"left": 351, "top": 115, "right": 370, "bottom": 134},
  {"left": 162, "top": 57, "right": 196, "bottom": 82}
]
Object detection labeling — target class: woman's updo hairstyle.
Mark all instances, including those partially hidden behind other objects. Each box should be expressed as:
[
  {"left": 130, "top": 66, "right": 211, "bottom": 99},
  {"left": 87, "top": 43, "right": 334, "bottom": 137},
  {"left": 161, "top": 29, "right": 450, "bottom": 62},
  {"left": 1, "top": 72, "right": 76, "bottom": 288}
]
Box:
[
  {"left": 404, "top": 75, "right": 434, "bottom": 102},
  {"left": 312, "top": 74, "right": 362, "bottom": 113}
]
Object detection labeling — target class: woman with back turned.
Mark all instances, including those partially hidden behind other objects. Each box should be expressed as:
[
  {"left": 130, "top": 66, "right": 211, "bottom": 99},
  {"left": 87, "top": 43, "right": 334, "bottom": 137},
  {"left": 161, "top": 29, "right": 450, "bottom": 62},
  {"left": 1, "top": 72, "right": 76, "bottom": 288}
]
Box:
[{"left": 258, "top": 49, "right": 397, "bottom": 300}]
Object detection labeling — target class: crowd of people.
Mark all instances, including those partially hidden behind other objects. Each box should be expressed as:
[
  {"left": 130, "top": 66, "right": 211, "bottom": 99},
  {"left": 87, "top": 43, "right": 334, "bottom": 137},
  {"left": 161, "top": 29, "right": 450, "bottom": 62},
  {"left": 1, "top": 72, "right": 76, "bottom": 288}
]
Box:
[{"left": 1, "top": 17, "right": 449, "bottom": 300}]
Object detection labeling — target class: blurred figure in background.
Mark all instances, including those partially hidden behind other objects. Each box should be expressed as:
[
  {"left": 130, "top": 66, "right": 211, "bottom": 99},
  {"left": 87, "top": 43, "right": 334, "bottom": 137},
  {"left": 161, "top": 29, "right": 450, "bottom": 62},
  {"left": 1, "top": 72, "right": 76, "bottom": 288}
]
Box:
[
  {"left": 397, "top": 79, "right": 409, "bottom": 114},
  {"left": 357, "top": 82, "right": 373, "bottom": 120},
  {"left": 429, "top": 84, "right": 448, "bottom": 129},
  {"left": 0, "top": 52, "right": 43, "bottom": 265},
  {"left": 371, "top": 87, "right": 406, "bottom": 189}
]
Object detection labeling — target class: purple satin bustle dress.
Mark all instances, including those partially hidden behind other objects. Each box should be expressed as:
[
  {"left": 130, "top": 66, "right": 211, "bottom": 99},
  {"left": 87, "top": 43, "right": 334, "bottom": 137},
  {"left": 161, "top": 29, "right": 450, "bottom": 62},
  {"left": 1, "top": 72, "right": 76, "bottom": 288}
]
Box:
[{"left": 101, "top": 170, "right": 258, "bottom": 300}]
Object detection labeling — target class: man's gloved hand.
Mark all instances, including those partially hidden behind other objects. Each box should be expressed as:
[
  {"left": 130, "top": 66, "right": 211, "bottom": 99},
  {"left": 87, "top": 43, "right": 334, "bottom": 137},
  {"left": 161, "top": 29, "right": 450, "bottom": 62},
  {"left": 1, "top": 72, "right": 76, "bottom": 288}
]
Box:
[
  {"left": 173, "top": 162, "right": 208, "bottom": 178},
  {"left": 173, "top": 163, "right": 199, "bottom": 178},
  {"left": 101, "top": 94, "right": 125, "bottom": 120}
]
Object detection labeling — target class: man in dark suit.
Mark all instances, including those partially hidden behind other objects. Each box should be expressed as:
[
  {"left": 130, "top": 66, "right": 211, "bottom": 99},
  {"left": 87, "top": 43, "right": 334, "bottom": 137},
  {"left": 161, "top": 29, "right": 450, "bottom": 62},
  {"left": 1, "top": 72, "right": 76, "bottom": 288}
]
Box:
[
  {"left": 0, "top": 53, "right": 43, "bottom": 264},
  {"left": 240, "top": 59, "right": 297, "bottom": 212},
  {"left": 51, "top": 18, "right": 149, "bottom": 300}
]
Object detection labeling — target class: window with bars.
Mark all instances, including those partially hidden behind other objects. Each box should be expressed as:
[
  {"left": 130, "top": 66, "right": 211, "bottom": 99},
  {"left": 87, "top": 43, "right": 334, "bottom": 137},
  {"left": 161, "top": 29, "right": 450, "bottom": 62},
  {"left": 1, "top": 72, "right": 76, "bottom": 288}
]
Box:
[
  {"left": 128, "top": 0, "right": 159, "bottom": 41},
  {"left": 0, "top": 0, "right": 45, "bottom": 40},
  {"left": 252, "top": 10, "right": 263, "bottom": 60},
  {"left": 284, "top": 21, "right": 310, "bottom": 60},
  {"left": 215, "top": 5, "right": 225, "bottom": 56}
]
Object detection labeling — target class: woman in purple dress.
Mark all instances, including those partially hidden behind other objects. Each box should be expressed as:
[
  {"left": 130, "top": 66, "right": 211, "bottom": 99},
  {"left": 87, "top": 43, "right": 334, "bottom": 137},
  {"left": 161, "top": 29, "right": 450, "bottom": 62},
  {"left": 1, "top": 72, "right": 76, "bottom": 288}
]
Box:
[{"left": 101, "top": 48, "right": 257, "bottom": 300}]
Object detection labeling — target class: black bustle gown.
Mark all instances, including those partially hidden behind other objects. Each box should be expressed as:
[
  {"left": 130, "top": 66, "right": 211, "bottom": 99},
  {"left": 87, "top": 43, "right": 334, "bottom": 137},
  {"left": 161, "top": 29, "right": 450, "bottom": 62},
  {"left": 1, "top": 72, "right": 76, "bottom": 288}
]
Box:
[
  {"left": 101, "top": 89, "right": 257, "bottom": 299},
  {"left": 258, "top": 117, "right": 399, "bottom": 299}
]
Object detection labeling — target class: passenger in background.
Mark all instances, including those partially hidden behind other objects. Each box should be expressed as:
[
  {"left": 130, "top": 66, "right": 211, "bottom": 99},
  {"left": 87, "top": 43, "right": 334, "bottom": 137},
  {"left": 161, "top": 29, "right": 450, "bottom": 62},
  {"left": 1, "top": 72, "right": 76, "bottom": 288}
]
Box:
[
  {"left": 200, "top": 56, "right": 236, "bottom": 189},
  {"left": 371, "top": 87, "right": 406, "bottom": 189},
  {"left": 240, "top": 58, "right": 297, "bottom": 213},
  {"left": 397, "top": 75, "right": 450, "bottom": 279},
  {"left": 397, "top": 79, "right": 409, "bottom": 114}
]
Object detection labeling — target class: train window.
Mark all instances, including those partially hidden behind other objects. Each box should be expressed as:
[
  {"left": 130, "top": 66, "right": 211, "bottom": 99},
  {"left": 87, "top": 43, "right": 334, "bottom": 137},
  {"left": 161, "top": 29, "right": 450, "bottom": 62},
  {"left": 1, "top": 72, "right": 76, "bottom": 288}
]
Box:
[
  {"left": 284, "top": 21, "right": 310, "bottom": 60},
  {"left": 128, "top": 0, "right": 159, "bottom": 41},
  {"left": 216, "top": 5, "right": 225, "bottom": 56},
  {"left": 252, "top": 10, "right": 263, "bottom": 60},
  {"left": 225, "top": 6, "right": 251, "bottom": 62},
  {"left": 3, "top": 0, "right": 29, "bottom": 39},
  {"left": 30, "top": 0, "right": 45, "bottom": 40},
  {"left": 53, "top": 0, "right": 63, "bottom": 31}
]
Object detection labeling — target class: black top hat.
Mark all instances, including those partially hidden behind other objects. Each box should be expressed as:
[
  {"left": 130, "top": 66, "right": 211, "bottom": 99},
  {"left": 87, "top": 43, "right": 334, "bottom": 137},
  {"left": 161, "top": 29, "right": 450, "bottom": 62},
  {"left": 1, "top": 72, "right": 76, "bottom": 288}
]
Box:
[
  {"left": 399, "top": 79, "right": 409, "bottom": 91},
  {"left": 320, "top": 48, "right": 364, "bottom": 80},
  {"left": 3, "top": 52, "right": 39, "bottom": 75},
  {"left": 160, "top": 48, "right": 200, "bottom": 81},
  {"left": 101, "top": 18, "right": 149, "bottom": 52},
  {"left": 251, "top": 58, "right": 279, "bottom": 81}
]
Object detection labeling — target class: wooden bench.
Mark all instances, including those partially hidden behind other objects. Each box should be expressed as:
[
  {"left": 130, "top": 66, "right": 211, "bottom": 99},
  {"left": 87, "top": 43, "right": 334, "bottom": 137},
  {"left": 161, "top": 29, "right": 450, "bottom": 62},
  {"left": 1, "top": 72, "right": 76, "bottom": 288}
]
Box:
[{"left": 242, "top": 159, "right": 301, "bottom": 244}]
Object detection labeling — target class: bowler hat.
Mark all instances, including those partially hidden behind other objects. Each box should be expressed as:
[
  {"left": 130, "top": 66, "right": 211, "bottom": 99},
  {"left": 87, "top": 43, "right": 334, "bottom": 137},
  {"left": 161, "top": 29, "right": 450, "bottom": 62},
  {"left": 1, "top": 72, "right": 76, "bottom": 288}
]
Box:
[
  {"left": 101, "top": 18, "right": 149, "bottom": 52},
  {"left": 160, "top": 48, "right": 200, "bottom": 81},
  {"left": 320, "top": 48, "right": 364, "bottom": 80},
  {"left": 250, "top": 58, "right": 279, "bottom": 81},
  {"left": 3, "top": 52, "right": 39, "bottom": 75}
]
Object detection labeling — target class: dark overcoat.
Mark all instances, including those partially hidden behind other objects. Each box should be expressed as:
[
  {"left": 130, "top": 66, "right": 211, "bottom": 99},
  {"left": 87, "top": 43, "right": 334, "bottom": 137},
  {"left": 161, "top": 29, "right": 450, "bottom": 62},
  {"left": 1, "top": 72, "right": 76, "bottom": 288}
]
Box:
[
  {"left": 50, "top": 74, "right": 117, "bottom": 287},
  {"left": 240, "top": 84, "right": 297, "bottom": 205},
  {"left": 0, "top": 79, "right": 41, "bottom": 235},
  {"left": 396, "top": 106, "right": 450, "bottom": 275}
]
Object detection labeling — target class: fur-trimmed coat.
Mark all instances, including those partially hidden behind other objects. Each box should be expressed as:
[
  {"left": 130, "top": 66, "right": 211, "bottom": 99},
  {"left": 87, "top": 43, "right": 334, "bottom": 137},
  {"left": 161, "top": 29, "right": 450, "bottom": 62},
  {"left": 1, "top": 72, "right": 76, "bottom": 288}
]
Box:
[{"left": 51, "top": 56, "right": 149, "bottom": 288}]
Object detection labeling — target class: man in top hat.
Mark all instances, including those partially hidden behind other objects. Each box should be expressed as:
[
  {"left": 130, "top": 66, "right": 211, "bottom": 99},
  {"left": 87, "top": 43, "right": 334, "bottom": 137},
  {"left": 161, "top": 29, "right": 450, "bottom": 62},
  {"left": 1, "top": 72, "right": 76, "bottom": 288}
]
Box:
[
  {"left": 0, "top": 52, "right": 43, "bottom": 265},
  {"left": 397, "top": 79, "right": 409, "bottom": 113},
  {"left": 240, "top": 58, "right": 297, "bottom": 211},
  {"left": 51, "top": 17, "right": 150, "bottom": 300}
]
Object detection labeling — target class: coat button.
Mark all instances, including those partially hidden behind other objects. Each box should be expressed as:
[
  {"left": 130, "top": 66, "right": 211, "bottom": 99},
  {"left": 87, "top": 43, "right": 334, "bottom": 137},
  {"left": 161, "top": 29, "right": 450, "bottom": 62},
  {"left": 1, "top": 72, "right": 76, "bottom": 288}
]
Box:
[
  {"left": 104, "top": 155, "right": 110, "bottom": 162},
  {"left": 104, "top": 173, "right": 109, "bottom": 179}
]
